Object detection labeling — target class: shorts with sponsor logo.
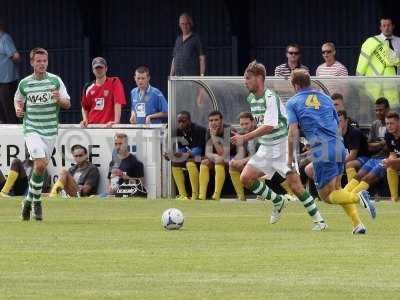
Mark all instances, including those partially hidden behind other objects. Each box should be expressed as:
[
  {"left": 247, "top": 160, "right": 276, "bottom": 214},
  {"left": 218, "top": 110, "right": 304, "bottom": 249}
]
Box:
[
  {"left": 25, "top": 133, "right": 55, "bottom": 160},
  {"left": 247, "top": 139, "right": 290, "bottom": 179}
]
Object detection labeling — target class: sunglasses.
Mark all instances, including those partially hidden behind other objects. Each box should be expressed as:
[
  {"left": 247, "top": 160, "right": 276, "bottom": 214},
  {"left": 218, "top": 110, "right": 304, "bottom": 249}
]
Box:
[
  {"left": 74, "top": 154, "right": 85, "bottom": 158},
  {"left": 288, "top": 52, "right": 300, "bottom": 55},
  {"left": 322, "top": 50, "right": 333, "bottom": 54}
]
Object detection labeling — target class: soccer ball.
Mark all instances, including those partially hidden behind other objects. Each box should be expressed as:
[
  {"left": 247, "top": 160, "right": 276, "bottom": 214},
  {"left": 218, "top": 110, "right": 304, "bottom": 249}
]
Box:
[{"left": 161, "top": 208, "right": 184, "bottom": 230}]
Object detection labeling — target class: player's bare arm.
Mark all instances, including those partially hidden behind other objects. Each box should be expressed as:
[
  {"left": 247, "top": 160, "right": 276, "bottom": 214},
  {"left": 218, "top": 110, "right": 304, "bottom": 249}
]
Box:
[
  {"left": 231, "top": 124, "right": 274, "bottom": 145},
  {"left": 287, "top": 123, "right": 300, "bottom": 167},
  {"left": 52, "top": 90, "right": 71, "bottom": 109}
]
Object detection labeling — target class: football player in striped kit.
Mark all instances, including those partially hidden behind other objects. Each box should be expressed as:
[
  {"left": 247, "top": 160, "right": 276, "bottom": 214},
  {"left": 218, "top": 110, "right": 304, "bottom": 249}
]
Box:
[{"left": 14, "top": 47, "right": 71, "bottom": 221}]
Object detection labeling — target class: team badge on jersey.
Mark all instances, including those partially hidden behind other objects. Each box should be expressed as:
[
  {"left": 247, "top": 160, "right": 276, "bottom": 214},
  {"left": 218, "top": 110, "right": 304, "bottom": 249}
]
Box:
[
  {"left": 135, "top": 103, "right": 146, "bottom": 118},
  {"left": 95, "top": 98, "right": 105, "bottom": 110}
]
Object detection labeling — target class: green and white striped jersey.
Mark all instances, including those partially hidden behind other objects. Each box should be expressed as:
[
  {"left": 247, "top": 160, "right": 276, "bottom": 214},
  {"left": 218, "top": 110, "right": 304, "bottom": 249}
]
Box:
[
  {"left": 14, "top": 72, "right": 70, "bottom": 138},
  {"left": 246, "top": 89, "right": 288, "bottom": 145}
]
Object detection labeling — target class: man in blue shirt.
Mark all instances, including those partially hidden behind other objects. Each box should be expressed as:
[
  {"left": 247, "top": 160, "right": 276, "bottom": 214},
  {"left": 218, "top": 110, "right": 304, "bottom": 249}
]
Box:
[
  {"left": 129, "top": 66, "right": 168, "bottom": 124},
  {"left": 286, "top": 70, "right": 376, "bottom": 234},
  {"left": 0, "top": 20, "right": 20, "bottom": 124}
]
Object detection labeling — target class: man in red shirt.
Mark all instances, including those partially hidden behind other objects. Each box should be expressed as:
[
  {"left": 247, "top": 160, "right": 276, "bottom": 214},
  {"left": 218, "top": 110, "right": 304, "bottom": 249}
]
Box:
[{"left": 80, "top": 57, "right": 126, "bottom": 127}]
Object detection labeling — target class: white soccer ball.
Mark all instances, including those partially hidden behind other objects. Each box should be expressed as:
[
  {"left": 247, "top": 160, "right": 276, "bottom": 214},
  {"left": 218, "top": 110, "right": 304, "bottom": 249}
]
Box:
[{"left": 161, "top": 208, "right": 184, "bottom": 230}]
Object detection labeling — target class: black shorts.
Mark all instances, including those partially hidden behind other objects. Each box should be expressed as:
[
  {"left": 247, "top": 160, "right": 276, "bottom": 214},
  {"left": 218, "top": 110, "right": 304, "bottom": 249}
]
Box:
[{"left": 12, "top": 176, "right": 29, "bottom": 196}]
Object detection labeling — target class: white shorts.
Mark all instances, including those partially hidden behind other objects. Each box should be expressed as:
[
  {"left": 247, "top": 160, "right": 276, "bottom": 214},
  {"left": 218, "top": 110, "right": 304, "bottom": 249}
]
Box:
[
  {"left": 25, "top": 133, "right": 56, "bottom": 160},
  {"left": 247, "top": 140, "right": 290, "bottom": 180}
]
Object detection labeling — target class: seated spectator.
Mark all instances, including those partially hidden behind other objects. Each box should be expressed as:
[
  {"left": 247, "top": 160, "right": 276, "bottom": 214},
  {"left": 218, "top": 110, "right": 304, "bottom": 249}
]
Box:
[
  {"left": 80, "top": 57, "right": 126, "bottom": 127},
  {"left": 337, "top": 111, "right": 370, "bottom": 180},
  {"left": 199, "top": 111, "right": 237, "bottom": 200},
  {"left": 345, "top": 97, "right": 389, "bottom": 178},
  {"left": 274, "top": 43, "right": 309, "bottom": 77},
  {"left": 166, "top": 111, "right": 206, "bottom": 200},
  {"left": 316, "top": 42, "right": 348, "bottom": 76},
  {"left": 331, "top": 93, "right": 358, "bottom": 127},
  {"left": 382, "top": 112, "right": 400, "bottom": 202},
  {"left": 49, "top": 145, "right": 99, "bottom": 197},
  {"left": 129, "top": 66, "right": 168, "bottom": 124},
  {"left": 0, "top": 158, "right": 51, "bottom": 197},
  {"left": 229, "top": 111, "right": 257, "bottom": 201},
  {"left": 108, "top": 133, "right": 145, "bottom": 195}
]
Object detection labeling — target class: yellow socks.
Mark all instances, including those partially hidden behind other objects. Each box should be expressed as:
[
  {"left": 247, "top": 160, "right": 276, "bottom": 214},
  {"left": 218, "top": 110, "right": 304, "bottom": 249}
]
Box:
[
  {"left": 346, "top": 168, "right": 357, "bottom": 182},
  {"left": 1, "top": 170, "right": 19, "bottom": 194},
  {"left": 212, "top": 164, "right": 226, "bottom": 200},
  {"left": 328, "top": 189, "right": 359, "bottom": 204},
  {"left": 344, "top": 178, "right": 359, "bottom": 192},
  {"left": 49, "top": 180, "right": 65, "bottom": 197},
  {"left": 280, "top": 180, "right": 294, "bottom": 195},
  {"left": 172, "top": 166, "right": 187, "bottom": 198},
  {"left": 199, "top": 164, "right": 210, "bottom": 200},
  {"left": 229, "top": 169, "right": 245, "bottom": 201},
  {"left": 341, "top": 204, "right": 362, "bottom": 228},
  {"left": 352, "top": 181, "right": 369, "bottom": 194},
  {"left": 186, "top": 161, "right": 199, "bottom": 200},
  {"left": 387, "top": 167, "right": 399, "bottom": 202}
]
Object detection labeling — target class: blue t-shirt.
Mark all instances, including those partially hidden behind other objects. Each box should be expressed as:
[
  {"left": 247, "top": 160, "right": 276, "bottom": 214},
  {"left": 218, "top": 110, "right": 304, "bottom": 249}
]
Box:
[
  {"left": 286, "top": 87, "right": 340, "bottom": 146},
  {"left": 0, "top": 32, "right": 19, "bottom": 83},
  {"left": 286, "top": 87, "right": 346, "bottom": 164},
  {"left": 130, "top": 85, "right": 168, "bottom": 124}
]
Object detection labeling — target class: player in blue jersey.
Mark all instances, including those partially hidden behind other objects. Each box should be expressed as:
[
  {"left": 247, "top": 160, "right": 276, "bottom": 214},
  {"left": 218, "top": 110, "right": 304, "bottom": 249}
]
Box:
[{"left": 285, "top": 70, "right": 376, "bottom": 234}]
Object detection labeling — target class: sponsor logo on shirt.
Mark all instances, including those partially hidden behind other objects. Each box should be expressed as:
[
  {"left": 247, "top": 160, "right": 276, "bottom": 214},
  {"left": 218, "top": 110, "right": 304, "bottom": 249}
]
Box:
[
  {"left": 135, "top": 103, "right": 146, "bottom": 118},
  {"left": 95, "top": 98, "right": 105, "bottom": 110},
  {"left": 27, "top": 92, "right": 53, "bottom": 105},
  {"left": 254, "top": 115, "right": 264, "bottom": 125}
]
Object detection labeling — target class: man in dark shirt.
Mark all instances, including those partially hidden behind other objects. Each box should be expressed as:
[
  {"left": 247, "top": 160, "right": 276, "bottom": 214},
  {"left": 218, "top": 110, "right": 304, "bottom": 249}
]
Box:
[
  {"left": 167, "top": 110, "right": 206, "bottom": 200},
  {"left": 199, "top": 111, "right": 237, "bottom": 200},
  {"left": 170, "top": 13, "right": 206, "bottom": 76},
  {"left": 345, "top": 97, "right": 389, "bottom": 184},
  {"left": 331, "top": 93, "right": 359, "bottom": 127},
  {"left": 108, "top": 133, "right": 144, "bottom": 195},
  {"left": 49, "top": 145, "right": 100, "bottom": 197},
  {"left": 343, "top": 99, "right": 391, "bottom": 198},
  {"left": 338, "top": 111, "right": 370, "bottom": 182},
  {"left": 383, "top": 111, "right": 400, "bottom": 202}
]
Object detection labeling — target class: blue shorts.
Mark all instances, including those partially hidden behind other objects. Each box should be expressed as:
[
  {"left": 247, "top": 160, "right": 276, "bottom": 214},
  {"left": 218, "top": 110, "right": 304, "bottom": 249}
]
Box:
[
  {"left": 312, "top": 140, "right": 346, "bottom": 190},
  {"left": 313, "top": 160, "right": 345, "bottom": 190},
  {"left": 356, "top": 156, "right": 370, "bottom": 166},
  {"left": 359, "top": 158, "right": 385, "bottom": 179}
]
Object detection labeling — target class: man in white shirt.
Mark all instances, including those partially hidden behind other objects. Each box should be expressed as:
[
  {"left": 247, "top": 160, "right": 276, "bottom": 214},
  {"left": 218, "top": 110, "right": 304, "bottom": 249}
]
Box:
[{"left": 377, "top": 18, "right": 400, "bottom": 75}]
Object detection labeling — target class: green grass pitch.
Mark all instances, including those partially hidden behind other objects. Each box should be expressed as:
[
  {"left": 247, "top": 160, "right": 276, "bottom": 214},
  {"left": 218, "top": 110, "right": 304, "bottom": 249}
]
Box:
[{"left": 0, "top": 198, "right": 399, "bottom": 299}]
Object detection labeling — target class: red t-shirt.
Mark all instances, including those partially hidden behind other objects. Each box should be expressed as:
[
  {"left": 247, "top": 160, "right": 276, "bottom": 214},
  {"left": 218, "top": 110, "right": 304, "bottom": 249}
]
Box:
[{"left": 81, "top": 77, "right": 127, "bottom": 124}]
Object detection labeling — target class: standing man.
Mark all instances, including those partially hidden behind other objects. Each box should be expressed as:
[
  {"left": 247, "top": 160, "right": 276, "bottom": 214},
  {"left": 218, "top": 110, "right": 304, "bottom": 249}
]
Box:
[
  {"left": 356, "top": 18, "right": 400, "bottom": 107},
  {"left": 316, "top": 42, "right": 348, "bottom": 76},
  {"left": 129, "top": 66, "right": 168, "bottom": 124},
  {"left": 274, "top": 44, "right": 309, "bottom": 77},
  {"left": 0, "top": 20, "right": 20, "bottom": 124},
  {"left": 286, "top": 70, "right": 376, "bottom": 234},
  {"left": 232, "top": 61, "right": 326, "bottom": 229},
  {"left": 80, "top": 57, "right": 126, "bottom": 127},
  {"left": 49, "top": 145, "right": 100, "bottom": 197},
  {"left": 14, "top": 47, "right": 71, "bottom": 221},
  {"left": 170, "top": 13, "right": 206, "bottom": 76}
]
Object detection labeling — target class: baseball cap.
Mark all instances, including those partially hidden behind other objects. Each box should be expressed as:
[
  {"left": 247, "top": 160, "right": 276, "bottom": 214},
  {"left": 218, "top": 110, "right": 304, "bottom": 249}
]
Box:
[{"left": 92, "top": 57, "right": 107, "bottom": 68}]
